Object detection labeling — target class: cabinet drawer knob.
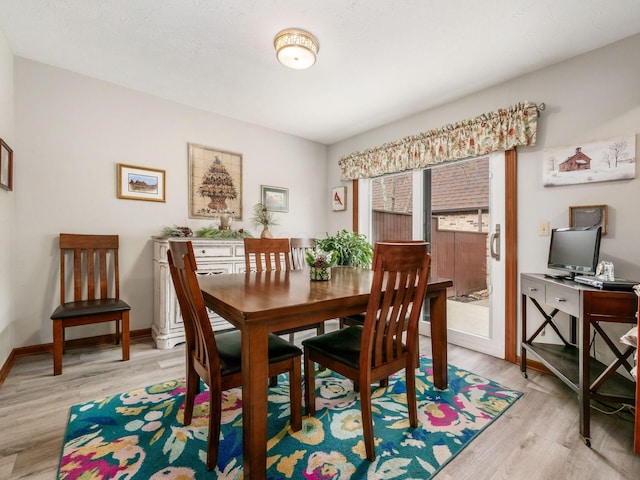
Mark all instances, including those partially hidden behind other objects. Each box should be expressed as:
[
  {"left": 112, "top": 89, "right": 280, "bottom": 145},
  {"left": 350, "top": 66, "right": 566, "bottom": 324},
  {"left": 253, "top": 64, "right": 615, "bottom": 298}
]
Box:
[
  {"left": 528, "top": 287, "right": 538, "bottom": 292},
  {"left": 554, "top": 297, "right": 566, "bottom": 302}
]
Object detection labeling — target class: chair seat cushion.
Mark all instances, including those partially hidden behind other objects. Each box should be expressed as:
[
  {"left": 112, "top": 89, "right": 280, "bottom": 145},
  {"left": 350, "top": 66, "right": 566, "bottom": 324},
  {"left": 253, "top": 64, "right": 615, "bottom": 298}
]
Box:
[
  {"left": 51, "top": 298, "right": 131, "bottom": 320},
  {"left": 302, "top": 325, "right": 364, "bottom": 369},
  {"left": 216, "top": 330, "right": 302, "bottom": 376}
]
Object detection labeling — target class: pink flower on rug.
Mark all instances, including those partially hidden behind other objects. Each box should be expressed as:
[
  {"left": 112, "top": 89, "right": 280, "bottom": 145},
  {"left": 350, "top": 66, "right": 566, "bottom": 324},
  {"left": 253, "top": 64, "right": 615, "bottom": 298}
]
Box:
[
  {"left": 303, "top": 451, "right": 356, "bottom": 479},
  {"left": 421, "top": 401, "right": 459, "bottom": 428}
]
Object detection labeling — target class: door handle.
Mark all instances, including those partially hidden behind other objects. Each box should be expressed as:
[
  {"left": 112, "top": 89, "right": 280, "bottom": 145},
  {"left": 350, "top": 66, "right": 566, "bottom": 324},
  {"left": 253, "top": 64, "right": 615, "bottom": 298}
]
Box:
[{"left": 490, "top": 224, "right": 501, "bottom": 261}]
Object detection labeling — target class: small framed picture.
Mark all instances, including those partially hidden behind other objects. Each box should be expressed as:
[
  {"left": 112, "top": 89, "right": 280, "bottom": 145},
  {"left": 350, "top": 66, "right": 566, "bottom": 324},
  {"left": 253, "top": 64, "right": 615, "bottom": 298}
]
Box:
[
  {"left": 261, "top": 185, "right": 288, "bottom": 212},
  {"left": 569, "top": 204, "right": 608, "bottom": 235},
  {"left": 331, "top": 186, "right": 346, "bottom": 211},
  {"left": 117, "top": 163, "right": 166, "bottom": 202},
  {"left": 0, "top": 139, "right": 13, "bottom": 191}
]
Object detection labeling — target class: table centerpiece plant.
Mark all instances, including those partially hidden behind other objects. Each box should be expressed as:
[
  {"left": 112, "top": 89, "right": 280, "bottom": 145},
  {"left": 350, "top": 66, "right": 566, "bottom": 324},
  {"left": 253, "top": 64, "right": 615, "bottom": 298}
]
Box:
[
  {"left": 314, "top": 229, "right": 374, "bottom": 268},
  {"left": 305, "top": 248, "right": 337, "bottom": 281}
]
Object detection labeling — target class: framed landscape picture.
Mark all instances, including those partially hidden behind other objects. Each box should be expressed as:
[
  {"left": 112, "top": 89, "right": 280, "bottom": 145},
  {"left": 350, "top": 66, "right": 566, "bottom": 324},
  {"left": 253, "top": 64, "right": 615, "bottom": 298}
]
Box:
[
  {"left": 542, "top": 134, "right": 636, "bottom": 187},
  {"left": 189, "top": 143, "right": 243, "bottom": 219},
  {"left": 0, "top": 139, "right": 13, "bottom": 191},
  {"left": 117, "top": 164, "right": 165, "bottom": 202},
  {"left": 261, "top": 185, "right": 289, "bottom": 212}
]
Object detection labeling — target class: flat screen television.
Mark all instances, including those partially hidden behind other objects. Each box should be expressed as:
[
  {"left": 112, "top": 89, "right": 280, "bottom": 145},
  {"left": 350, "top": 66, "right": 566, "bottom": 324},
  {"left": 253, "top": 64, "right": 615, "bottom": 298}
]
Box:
[{"left": 547, "top": 226, "right": 602, "bottom": 279}]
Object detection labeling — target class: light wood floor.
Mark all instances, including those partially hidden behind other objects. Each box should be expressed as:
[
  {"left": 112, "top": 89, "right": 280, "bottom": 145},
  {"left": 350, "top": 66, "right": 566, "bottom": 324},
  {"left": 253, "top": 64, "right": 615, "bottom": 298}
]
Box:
[{"left": 1, "top": 320, "right": 638, "bottom": 479}]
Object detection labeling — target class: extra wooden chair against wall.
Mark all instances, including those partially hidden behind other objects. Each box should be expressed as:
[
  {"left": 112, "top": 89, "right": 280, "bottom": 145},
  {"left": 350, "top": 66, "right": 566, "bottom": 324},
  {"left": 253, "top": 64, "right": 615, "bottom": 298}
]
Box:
[
  {"left": 167, "top": 240, "right": 302, "bottom": 471},
  {"left": 243, "top": 238, "right": 325, "bottom": 342},
  {"left": 302, "top": 242, "right": 431, "bottom": 461},
  {"left": 50, "top": 234, "right": 131, "bottom": 376},
  {"left": 290, "top": 237, "right": 316, "bottom": 270}
]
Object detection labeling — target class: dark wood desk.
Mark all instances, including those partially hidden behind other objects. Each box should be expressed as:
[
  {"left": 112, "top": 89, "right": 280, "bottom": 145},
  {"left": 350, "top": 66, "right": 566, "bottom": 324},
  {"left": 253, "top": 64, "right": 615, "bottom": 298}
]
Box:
[
  {"left": 520, "top": 273, "right": 637, "bottom": 447},
  {"left": 199, "top": 267, "right": 452, "bottom": 479}
]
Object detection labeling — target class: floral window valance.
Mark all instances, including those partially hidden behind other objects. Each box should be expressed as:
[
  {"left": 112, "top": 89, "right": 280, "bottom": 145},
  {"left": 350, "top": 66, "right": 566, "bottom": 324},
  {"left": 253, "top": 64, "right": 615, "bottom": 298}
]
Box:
[{"left": 339, "top": 101, "right": 539, "bottom": 180}]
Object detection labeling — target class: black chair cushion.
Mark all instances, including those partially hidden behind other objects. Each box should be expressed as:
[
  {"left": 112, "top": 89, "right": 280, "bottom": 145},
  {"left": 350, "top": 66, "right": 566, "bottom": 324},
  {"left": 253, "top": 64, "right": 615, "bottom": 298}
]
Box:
[
  {"left": 50, "top": 298, "right": 131, "bottom": 320},
  {"left": 302, "top": 325, "right": 364, "bottom": 370},
  {"left": 216, "top": 330, "right": 302, "bottom": 376},
  {"left": 342, "top": 313, "right": 365, "bottom": 326}
]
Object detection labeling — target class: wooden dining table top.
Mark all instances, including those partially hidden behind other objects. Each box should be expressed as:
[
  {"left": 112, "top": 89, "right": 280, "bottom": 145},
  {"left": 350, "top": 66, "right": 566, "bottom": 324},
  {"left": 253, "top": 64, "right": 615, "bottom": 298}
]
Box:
[
  {"left": 199, "top": 266, "right": 453, "bottom": 330},
  {"left": 197, "top": 265, "right": 452, "bottom": 479}
]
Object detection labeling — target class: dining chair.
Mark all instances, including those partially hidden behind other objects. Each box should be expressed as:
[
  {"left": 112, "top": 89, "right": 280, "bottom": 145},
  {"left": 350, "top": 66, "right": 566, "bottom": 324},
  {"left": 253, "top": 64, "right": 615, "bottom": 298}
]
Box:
[
  {"left": 243, "top": 238, "right": 325, "bottom": 342},
  {"left": 290, "top": 237, "right": 316, "bottom": 270},
  {"left": 302, "top": 241, "right": 431, "bottom": 461},
  {"left": 50, "top": 233, "right": 130, "bottom": 376},
  {"left": 338, "top": 240, "right": 428, "bottom": 329},
  {"left": 167, "top": 240, "right": 302, "bottom": 471}
]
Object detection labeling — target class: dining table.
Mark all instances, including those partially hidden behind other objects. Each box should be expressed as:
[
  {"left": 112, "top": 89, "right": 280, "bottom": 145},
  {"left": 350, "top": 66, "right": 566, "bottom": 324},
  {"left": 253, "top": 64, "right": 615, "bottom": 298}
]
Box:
[{"left": 199, "top": 266, "right": 453, "bottom": 479}]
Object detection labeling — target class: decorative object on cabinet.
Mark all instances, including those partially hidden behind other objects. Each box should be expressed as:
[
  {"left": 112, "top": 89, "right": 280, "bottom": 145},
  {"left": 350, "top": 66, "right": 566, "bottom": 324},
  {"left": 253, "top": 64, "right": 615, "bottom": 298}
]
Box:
[
  {"left": 152, "top": 237, "right": 247, "bottom": 349},
  {"left": 117, "top": 164, "right": 165, "bottom": 202},
  {"left": 251, "top": 202, "right": 278, "bottom": 238},
  {"left": 261, "top": 185, "right": 288, "bottom": 212},
  {"left": 161, "top": 225, "right": 193, "bottom": 237},
  {"left": 0, "top": 139, "right": 13, "bottom": 191},
  {"left": 331, "top": 186, "right": 346, "bottom": 211},
  {"left": 542, "top": 134, "right": 635, "bottom": 187},
  {"left": 188, "top": 143, "right": 242, "bottom": 220},
  {"left": 569, "top": 204, "right": 608, "bottom": 235}
]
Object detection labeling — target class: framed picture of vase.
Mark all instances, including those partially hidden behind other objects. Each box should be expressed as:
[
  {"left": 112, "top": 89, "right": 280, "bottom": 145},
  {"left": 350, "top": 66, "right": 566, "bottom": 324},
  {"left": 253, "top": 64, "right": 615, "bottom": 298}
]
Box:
[{"left": 189, "top": 143, "right": 243, "bottom": 220}]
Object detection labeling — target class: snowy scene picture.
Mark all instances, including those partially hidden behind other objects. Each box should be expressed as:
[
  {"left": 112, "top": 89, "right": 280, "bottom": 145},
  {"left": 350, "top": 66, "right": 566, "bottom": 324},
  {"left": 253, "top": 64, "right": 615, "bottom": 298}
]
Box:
[{"left": 542, "top": 134, "right": 635, "bottom": 187}]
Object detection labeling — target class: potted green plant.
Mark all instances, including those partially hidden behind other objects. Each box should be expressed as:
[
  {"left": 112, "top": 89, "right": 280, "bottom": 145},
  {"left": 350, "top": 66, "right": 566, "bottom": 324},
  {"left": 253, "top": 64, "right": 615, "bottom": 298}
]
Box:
[
  {"left": 315, "top": 229, "right": 374, "bottom": 268},
  {"left": 251, "top": 202, "right": 278, "bottom": 238}
]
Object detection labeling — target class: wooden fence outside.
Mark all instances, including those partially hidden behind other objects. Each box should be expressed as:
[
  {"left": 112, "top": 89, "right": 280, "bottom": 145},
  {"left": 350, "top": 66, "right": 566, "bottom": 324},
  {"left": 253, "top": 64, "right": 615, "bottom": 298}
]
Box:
[{"left": 371, "top": 210, "right": 487, "bottom": 297}]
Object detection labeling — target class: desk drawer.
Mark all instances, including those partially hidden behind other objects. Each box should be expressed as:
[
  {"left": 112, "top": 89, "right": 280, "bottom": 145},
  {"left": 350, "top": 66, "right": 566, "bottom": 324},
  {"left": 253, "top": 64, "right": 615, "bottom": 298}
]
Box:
[
  {"left": 522, "top": 276, "right": 545, "bottom": 303},
  {"left": 545, "top": 283, "right": 580, "bottom": 317}
]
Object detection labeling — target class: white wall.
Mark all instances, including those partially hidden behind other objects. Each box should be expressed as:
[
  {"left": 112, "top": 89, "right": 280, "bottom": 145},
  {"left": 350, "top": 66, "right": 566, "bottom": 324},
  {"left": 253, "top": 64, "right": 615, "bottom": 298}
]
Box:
[
  {"left": 329, "top": 33, "right": 640, "bottom": 277},
  {"left": 12, "top": 58, "right": 327, "bottom": 346},
  {"left": 327, "top": 33, "right": 640, "bottom": 357},
  {"left": 0, "top": 30, "right": 14, "bottom": 366}
]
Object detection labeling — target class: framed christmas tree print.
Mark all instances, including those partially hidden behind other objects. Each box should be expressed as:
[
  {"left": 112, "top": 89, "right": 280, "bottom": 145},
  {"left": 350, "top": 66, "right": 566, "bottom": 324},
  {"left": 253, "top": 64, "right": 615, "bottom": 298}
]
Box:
[{"left": 189, "top": 143, "right": 243, "bottom": 220}]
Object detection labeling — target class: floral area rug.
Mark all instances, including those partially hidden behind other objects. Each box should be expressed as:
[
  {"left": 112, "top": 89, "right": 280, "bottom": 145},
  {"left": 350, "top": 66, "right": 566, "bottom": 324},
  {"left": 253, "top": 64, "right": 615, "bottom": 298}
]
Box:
[{"left": 58, "top": 357, "right": 521, "bottom": 479}]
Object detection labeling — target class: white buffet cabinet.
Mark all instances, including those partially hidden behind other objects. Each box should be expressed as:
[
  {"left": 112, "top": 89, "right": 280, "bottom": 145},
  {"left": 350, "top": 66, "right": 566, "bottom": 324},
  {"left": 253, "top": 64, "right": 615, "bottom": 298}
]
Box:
[{"left": 152, "top": 237, "right": 247, "bottom": 349}]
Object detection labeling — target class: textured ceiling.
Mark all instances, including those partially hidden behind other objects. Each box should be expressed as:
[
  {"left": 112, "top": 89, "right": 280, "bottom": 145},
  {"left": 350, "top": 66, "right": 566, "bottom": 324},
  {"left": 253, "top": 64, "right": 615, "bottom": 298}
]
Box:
[{"left": 1, "top": 1, "right": 640, "bottom": 144}]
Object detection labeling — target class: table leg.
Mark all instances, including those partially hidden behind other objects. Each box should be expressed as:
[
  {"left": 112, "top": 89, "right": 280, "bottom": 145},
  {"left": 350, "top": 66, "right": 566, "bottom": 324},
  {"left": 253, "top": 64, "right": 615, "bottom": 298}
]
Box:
[
  {"left": 241, "top": 323, "right": 269, "bottom": 479},
  {"left": 430, "top": 289, "right": 448, "bottom": 390}
]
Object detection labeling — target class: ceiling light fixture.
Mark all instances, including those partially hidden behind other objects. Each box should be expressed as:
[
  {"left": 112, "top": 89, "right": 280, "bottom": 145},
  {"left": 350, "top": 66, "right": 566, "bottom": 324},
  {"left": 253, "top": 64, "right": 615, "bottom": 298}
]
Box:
[{"left": 274, "top": 28, "right": 319, "bottom": 69}]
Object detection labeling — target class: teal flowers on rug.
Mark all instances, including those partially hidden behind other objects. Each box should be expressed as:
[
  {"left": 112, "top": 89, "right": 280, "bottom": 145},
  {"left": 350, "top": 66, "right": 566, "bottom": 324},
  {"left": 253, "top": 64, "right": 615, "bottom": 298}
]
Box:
[{"left": 58, "top": 357, "right": 521, "bottom": 479}]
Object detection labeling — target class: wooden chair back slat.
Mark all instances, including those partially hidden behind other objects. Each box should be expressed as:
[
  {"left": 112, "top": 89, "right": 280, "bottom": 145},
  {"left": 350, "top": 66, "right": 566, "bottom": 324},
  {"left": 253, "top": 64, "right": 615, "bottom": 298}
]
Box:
[
  {"left": 362, "top": 242, "right": 431, "bottom": 371},
  {"left": 59, "top": 234, "right": 120, "bottom": 303},
  {"left": 243, "top": 238, "right": 292, "bottom": 273},
  {"left": 290, "top": 238, "right": 315, "bottom": 270},
  {"left": 167, "top": 241, "right": 221, "bottom": 378}
]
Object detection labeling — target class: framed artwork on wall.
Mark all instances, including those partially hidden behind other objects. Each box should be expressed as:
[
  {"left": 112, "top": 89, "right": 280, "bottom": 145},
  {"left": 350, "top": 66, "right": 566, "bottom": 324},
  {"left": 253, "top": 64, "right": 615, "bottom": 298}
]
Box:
[
  {"left": 0, "top": 139, "right": 13, "bottom": 191},
  {"left": 542, "top": 134, "right": 636, "bottom": 187},
  {"left": 331, "top": 186, "right": 346, "bottom": 211},
  {"left": 189, "top": 143, "right": 243, "bottom": 219},
  {"left": 569, "top": 204, "right": 608, "bottom": 235},
  {"left": 261, "top": 185, "right": 289, "bottom": 212},
  {"left": 117, "top": 163, "right": 165, "bottom": 202}
]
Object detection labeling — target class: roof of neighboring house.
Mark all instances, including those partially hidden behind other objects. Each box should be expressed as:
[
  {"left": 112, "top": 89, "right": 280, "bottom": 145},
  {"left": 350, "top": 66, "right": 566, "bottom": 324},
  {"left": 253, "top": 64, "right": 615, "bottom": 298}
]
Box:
[
  {"left": 370, "top": 156, "right": 489, "bottom": 214},
  {"left": 431, "top": 157, "right": 489, "bottom": 212}
]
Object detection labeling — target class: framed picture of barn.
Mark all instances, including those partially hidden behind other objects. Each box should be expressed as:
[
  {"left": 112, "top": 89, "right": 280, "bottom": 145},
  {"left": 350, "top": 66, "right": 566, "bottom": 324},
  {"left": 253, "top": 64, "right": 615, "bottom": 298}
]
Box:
[{"left": 542, "top": 134, "right": 635, "bottom": 187}]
